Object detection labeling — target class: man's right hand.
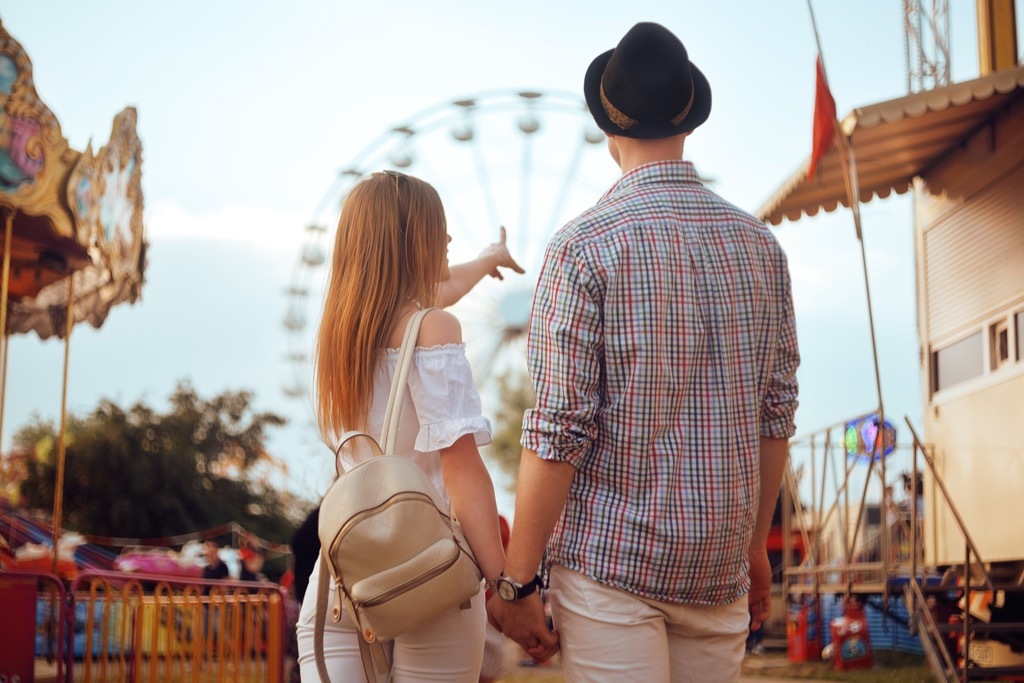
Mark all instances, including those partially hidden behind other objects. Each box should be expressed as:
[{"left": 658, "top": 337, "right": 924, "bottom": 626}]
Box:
[{"left": 486, "top": 591, "right": 559, "bottom": 661}]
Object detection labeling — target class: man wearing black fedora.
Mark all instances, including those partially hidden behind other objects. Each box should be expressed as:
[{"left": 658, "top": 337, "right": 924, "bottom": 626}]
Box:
[{"left": 488, "top": 22, "right": 800, "bottom": 682}]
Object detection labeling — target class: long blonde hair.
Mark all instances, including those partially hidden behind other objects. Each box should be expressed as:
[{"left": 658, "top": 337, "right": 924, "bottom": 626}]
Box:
[{"left": 314, "top": 172, "right": 447, "bottom": 443}]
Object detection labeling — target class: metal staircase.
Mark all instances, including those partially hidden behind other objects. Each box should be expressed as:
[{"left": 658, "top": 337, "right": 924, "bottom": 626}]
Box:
[{"left": 901, "top": 421, "right": 1024, "bottom": 682}]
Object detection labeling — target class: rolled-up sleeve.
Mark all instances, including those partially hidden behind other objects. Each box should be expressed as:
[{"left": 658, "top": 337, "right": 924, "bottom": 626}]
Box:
[
  {"left": 521, "top": 235, "right": 602, "bottom": 467},
  {"left": 761, "top": 253, "right": 800, "bottom": 439}
]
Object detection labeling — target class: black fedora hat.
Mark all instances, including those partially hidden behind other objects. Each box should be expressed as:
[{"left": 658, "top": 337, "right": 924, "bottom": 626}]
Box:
[{"left": 584, "top": 22, "right": 712, "bottom": 139}]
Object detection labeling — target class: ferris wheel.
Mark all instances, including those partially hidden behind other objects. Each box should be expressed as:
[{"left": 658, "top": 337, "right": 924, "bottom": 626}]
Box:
[{"left": 282, "top": 88, "right": 618, "bottom": 401}]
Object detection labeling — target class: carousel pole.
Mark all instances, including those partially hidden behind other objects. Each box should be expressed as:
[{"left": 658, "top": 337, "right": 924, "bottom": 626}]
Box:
[
  {"left": 51, "top": 272, "right": 75, "bottom": 574},
  {"left": 0, "top": 209, "right": 13, "bottom": 450}
]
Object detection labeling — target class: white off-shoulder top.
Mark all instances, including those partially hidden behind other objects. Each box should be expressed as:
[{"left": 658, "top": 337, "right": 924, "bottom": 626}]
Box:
[{"left": 335, "top": 343, "right": 493, "bottom": 504}]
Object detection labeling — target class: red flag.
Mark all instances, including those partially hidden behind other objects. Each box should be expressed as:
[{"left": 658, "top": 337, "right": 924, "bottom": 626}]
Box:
[{"left": 808, "top": 55, "right": 837, "bottom": 180}]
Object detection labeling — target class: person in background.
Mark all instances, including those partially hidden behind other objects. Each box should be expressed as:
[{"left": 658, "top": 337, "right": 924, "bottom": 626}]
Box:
[
  {"left": 279, "top": 569, "right": 302, "bottom": 683},
  {"left": 200, "top": 539, "right": 230, "bottom": 644},
  {"left": 486, "top": 22, "right": 800, "bottom": 683},
  {"left": 290, "top": 506, "right": 320, "bottom": 605},
  {"left": 239, "top": 546, "right": 267, "bottom": 582},
  {"left": 200, "top": 540, "right": 229, "bottom": 582}
]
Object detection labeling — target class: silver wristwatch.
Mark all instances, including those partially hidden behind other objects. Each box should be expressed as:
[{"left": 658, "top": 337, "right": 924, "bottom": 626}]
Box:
[{"left": 495, "top": 574, "right": 542, "bottom": 602}]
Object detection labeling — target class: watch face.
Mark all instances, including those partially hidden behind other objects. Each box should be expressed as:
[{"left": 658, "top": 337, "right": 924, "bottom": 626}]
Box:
[{"left": 497, "top": 579, "right": 518, "bottom": 601}]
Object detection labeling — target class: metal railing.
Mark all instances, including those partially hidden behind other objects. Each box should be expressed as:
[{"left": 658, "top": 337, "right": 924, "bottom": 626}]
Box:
[
  {"left": 1, "top": 568, "right": 287, "bottom": 682},
  {"left": 68, "top": 570, "right": 286, "bottom": 683},
  {"left": 782, "top": 411, "right": 920, "bottom": 601}
]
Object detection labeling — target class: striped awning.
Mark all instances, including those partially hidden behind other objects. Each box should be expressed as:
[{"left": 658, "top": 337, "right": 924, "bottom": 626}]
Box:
[{"left": 757, "top": 65, "right": 1024, "bottom": 226}]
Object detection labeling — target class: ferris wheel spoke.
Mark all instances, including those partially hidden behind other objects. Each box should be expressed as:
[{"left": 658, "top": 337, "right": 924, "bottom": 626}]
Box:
[
  {"left": 470, "top": 134, "right": 502, "bottom": 237},
  {"left": 409, "top": 152, "right": 483, "bottom": 254},
  {"left": 518, "top": 132, "right": 534, "bottom": 262},
  {"left": 544, "top": 135, "right": 590, "bottom": 240},
  {"left": 471, "top": 329, "right": 507, "bottom": 385}
]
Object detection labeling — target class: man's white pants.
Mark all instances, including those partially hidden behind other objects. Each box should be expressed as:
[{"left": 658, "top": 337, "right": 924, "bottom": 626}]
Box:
[{"left": 548, "top": 565, "right": 749, "bottom": 683}]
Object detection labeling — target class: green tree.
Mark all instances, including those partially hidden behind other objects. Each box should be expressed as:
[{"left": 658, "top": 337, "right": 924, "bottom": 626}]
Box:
[
  {"left": 483, "top": 368, "right": 535, "bottom": 493},
  {"left": 15, "top": 382, "right": 301, "bottom": 543}
]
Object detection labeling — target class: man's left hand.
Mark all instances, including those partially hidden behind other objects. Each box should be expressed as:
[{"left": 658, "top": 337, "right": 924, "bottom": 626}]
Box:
[{"left": 748, "top": 547, "right": 772, "bottom": 631}]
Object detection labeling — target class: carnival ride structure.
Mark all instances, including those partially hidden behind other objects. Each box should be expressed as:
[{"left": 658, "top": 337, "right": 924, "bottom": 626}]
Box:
[{"left": 0, "top": 18, "right": 147, "bottom": 570}]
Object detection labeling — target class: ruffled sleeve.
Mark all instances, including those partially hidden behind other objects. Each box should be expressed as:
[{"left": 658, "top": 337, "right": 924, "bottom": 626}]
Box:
[{"left": 408, "top": 345, "right": 493, "bottom": 452}]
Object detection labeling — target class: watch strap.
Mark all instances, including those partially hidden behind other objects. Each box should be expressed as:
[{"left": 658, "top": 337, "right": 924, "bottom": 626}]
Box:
[
  {"left": 500, "top": 573, "right": 542, "bottom": 601},
  {"left": 520, "top": 574, "right": 542, "bottom": 598}
]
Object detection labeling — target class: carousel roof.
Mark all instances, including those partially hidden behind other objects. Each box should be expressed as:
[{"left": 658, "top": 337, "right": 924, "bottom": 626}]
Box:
[
  {"left": 0, "top": 20, "right": 146, "bottom": 339},
  {"left": 757, "top": 65, "right": 1024, "bottom": 226}
]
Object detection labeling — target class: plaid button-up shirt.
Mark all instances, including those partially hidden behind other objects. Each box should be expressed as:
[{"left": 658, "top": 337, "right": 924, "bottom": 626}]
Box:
[{"left": 522, "top": 160, "right": 800, "bottom": 605}]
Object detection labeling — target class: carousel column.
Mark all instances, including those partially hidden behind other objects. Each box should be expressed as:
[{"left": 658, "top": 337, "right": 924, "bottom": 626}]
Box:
[
  {"left": 0, "top": 209, "right": 12, "bottom": 449},
  {"left": 51, "top": 272, "right": 74, "bottom": 574}
]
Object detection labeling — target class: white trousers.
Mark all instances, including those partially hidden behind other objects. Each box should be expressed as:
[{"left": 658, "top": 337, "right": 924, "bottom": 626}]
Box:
[
  {"left": 296, "top": 557, "right": 486, "bottom": 682},
  {"left": 548, "top": 565, "right": 749, "bottom": 683}
]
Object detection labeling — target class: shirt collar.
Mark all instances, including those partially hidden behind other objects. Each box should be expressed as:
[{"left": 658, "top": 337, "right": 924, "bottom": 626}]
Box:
[{"left": 601, "top": 160, "right": 703, "bottom": 202}]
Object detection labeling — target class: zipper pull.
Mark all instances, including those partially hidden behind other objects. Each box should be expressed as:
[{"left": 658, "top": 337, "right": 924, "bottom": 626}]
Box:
[{"left": 332, "top": 580, "right": 344, "bottom": 622}]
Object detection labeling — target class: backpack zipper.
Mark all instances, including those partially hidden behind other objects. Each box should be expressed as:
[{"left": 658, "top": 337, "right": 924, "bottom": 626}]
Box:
[
  {"left": 357, "top": 543, "right": 462, "bottom": 607},
  {"left": 332, "top": 578, "right": 345, "bottom": 622},
  {"left": 331, "top": 491, "right": 449, "bottom": 556}
]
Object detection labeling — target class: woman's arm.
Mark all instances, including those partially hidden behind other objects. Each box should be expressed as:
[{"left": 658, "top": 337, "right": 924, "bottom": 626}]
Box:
[
  {"left": 418, "top": 309, "right": 505, "bottom": 580},
  {"left": 441, "top": 227, "right": 525, "bottom": 307},
  {"left": 440, "top": 435, "right": 506, "bottom": 580}
]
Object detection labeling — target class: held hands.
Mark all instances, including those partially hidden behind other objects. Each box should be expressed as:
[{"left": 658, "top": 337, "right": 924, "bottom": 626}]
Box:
[
  {"left": 748, "top": 547, "right": 773, "bottom": 632},
  {"left": 486, "top": 591, "right": 559, "bottom": 661},
  {"left": 478, "top": 226, "right": 525, "bottom": 280}
]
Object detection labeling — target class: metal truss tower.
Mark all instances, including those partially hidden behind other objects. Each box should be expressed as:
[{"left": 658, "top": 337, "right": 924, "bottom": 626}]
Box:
[{"left": 903, "top": 0, "right": 952, "bottom": 92}]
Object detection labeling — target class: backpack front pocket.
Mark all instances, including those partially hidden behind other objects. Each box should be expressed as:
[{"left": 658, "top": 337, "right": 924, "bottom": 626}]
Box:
[{"left": 349, "top": 537, "right": 481, "bottom": 641}]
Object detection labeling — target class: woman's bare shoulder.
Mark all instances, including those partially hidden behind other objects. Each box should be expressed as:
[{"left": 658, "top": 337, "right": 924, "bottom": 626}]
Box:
[{"left": 416, "top": 308, "right": 463, "bottom": 347}]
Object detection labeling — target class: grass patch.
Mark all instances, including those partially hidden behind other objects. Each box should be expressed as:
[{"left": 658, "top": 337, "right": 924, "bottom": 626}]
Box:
[{"left": 742, "top": 650, "right": 934, "bottom": 682}]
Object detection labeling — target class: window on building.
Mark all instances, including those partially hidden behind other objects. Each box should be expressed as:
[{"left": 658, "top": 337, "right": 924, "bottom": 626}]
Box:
[
  {"left": 990, "top": 319, "right": 1010, "bottom": 370},
  {"left": 932, "top": 331, "right": 984, "bottom": 393},
  {"left": 1017, "top": 311, "right": 1023, "bottom": 362}
]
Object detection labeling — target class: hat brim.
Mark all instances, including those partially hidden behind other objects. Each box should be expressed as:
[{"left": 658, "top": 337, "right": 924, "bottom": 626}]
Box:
[{"left": 584, "top": 48, "right": 712, "bottom": 139}]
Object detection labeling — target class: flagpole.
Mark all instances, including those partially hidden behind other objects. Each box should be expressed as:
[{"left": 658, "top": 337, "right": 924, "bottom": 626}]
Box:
[{"left": 805, "top": 0, "right": 889, "bottom": 595}]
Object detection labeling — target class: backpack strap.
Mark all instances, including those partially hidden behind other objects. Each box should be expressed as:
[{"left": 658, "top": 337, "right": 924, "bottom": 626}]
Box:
[
  {"left": 333, "top": 431, "right": 384, "bottom": 478},
  {"left": 314, "top": 549, "right": 393, "bottom": 683},
  {"left": 331, "top": 307, "right": 433, "bottom": 473},
  {"left": 314, "top": 550, "right": 332, "bottom": 682},
  {"left": 358, "top": 637, "right": 392, "bottom": 683},
  {"left": 380, "top": 307, "right": 434, "bottom": 454}
]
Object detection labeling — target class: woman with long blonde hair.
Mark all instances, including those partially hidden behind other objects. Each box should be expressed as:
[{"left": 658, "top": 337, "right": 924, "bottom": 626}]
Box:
[{"left": 296, "top": 171, "right": 516, "bottom": 681}]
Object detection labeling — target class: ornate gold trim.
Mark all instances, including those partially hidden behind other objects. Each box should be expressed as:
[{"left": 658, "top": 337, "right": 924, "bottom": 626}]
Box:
[
  {"left": 96, "top": 107, "right": 144, "bottom": 283},
  {"left": 0, "top": 20, "right": 76, "bottom": 239}
]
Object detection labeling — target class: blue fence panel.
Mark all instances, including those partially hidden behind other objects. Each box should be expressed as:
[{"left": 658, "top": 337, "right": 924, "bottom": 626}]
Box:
[
  {"left": 35, "top": 598, "right": 122, "bottom": 658},
  {"left": 819, "top": 591, "right": 924, "bottom": 655}
]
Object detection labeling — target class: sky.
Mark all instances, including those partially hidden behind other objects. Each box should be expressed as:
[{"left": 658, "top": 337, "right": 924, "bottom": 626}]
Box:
[{"left": 2, "top": 1, "right": 1016, "bottom": 515}]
